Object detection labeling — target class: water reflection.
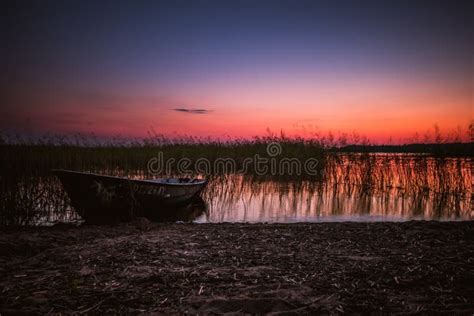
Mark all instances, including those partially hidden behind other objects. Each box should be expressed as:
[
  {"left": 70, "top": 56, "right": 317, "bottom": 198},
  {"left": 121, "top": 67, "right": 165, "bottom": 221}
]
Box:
[
  {"left": 0, "top": 154, "right": 471, "bottom": 225},
  {"left": 199, "top": 154, "right": 471, "bottom": 222}
]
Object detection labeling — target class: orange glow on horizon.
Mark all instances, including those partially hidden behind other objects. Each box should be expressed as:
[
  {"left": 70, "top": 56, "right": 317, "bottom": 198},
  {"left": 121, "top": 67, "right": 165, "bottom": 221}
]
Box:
[{"left": 2, "top": 69, "right": 472, "bottom": 144}]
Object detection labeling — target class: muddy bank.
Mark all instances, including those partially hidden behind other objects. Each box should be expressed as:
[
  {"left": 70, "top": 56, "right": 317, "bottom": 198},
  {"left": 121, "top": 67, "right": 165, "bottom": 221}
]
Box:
[{"left": 1, "top": 221, "right": 473, "bottom": 314}]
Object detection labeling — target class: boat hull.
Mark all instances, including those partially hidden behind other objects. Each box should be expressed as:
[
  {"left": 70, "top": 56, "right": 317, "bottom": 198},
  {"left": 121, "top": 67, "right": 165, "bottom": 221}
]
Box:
[{"left": 53, "top": 170, "right": 207, "bottom": 223}]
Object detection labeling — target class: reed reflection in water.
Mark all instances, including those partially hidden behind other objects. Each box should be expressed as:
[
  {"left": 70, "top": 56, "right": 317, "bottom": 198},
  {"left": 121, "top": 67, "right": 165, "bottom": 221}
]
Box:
[
  {"left": 199, "top": 154, "right": 471, "bottom": 222},
  {"left": 0, "top": 154, "right": 471, "bottom": 225}
]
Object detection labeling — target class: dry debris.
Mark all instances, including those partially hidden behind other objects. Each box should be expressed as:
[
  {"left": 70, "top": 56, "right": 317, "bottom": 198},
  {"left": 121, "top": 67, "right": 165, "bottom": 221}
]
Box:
[{"left": 0, "top": 221, "right": 473, "bottom": 314}]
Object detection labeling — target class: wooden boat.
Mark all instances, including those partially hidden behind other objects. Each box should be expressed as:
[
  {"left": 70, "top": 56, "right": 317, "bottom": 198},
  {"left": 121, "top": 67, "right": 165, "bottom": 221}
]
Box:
[{"left": 52, "top": 169, "right": 207, "bottom": 223}]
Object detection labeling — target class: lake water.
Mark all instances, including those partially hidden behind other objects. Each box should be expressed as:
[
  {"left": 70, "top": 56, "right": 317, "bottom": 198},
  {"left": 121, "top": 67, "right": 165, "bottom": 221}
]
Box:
[
  {"left": 1, "top": 154, "right": 471, "bottom": 225},
  {"left": 197, "top": 154, "right": 471, "bottom": 222}
]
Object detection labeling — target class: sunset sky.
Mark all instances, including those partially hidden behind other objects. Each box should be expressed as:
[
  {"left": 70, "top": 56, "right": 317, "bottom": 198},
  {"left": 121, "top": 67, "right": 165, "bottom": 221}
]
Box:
[{"left": 2, "top": 0, "right": 473, "bottom": 143}]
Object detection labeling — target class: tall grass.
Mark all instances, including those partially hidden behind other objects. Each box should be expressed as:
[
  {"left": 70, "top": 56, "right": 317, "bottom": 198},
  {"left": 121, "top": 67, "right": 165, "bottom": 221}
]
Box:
[
  {"left": 0, "top": 134, "right": 325, "bottom": 225},
  {"left": 0, "top": 132, "right": 471, "bottom": 225},
  {"left": 0, "top": 135, "right": 325, "bottom": 178}
]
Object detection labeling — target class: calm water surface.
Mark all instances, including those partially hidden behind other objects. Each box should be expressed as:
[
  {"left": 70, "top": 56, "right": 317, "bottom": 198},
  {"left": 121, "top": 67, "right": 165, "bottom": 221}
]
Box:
[
  {"left": 1, "top": 154, "right": 471, "bottom": 224},
  {"left": 198, "top": 154, "right": 471, "bottom": 222}
]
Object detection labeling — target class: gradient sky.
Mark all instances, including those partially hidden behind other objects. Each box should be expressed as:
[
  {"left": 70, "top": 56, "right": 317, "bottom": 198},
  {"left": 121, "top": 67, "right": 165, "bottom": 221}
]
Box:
[{"left": 2, "top": 0, "right": 473, "bottom": 142}]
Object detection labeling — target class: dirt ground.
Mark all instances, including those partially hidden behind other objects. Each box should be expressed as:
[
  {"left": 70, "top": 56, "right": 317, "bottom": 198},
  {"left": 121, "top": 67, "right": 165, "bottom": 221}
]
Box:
[{"left": 0, "top": 221, "right": 473, "bottom": 314}]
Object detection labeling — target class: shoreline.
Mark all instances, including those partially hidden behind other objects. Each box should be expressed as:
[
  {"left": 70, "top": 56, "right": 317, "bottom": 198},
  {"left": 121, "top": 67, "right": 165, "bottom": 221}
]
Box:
[{"left": 1, "top": 221, "right": 473, "bottom": 314}]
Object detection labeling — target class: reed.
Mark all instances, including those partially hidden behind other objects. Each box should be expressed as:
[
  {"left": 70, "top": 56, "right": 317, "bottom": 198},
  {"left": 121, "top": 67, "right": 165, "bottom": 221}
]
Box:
[
  {"left": 0, "top": 135, "right": 326, "bottom": 225},
  {"left": 0, "top": 132, "right": 471, "bottom": 226},
  {"left": 0, "top": 135, "right": 325, "bottom": 178}
]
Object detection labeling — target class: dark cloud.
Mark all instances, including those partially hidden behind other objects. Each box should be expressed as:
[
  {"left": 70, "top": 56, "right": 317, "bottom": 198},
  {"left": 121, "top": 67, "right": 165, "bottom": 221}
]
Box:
[{"left": 173, "top": 108, "right": 212, "bottom": 114}]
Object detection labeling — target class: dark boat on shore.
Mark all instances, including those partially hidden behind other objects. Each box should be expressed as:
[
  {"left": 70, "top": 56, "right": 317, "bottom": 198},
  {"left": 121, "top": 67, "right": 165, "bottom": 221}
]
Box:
[{"left": 53, "top": 169, "right": 207, "bottom": 223}]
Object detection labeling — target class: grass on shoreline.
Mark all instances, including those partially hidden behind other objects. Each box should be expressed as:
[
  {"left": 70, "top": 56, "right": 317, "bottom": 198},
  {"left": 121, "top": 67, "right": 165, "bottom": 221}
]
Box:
[
  {"left": 1, "top": 133, "right": 472, "bottom": 226},
  {"left": 0, "top": 137, "right": 325, "bottom": 178},
  {"left": 0, "top": 137, "right": 325, "bottom": 225}
]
